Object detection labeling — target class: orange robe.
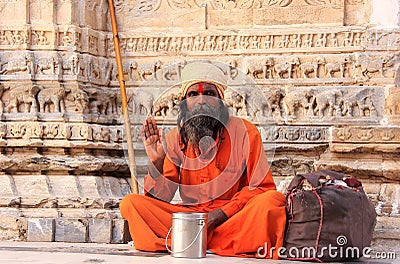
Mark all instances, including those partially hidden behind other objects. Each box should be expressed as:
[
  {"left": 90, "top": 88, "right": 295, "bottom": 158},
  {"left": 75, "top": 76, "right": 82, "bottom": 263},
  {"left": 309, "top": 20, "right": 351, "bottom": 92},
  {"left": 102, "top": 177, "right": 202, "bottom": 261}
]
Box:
[{"left": 120, "top": 117, "right": 286, "bottom": 259}]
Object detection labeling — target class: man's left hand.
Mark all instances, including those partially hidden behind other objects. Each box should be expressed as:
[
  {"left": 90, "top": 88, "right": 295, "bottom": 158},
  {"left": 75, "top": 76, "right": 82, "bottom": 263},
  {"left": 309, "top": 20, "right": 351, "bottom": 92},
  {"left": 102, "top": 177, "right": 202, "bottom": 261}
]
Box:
[{"left": 207, "top": 209, "right": 228, "bottom": 232}]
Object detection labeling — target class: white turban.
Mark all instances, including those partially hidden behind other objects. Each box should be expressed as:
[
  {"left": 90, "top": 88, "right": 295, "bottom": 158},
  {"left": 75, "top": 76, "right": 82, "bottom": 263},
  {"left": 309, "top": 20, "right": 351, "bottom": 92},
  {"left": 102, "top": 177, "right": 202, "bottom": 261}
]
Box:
[{"left": 180, "top": 62, "right": 228, "bottom": 98}]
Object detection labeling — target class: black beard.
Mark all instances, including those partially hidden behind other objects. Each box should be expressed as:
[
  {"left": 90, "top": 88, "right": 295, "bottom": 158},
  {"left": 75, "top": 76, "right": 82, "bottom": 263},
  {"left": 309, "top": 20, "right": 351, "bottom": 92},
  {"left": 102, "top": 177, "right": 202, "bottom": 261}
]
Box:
[
  {"left": 178, "top": 100, "right": 230, "bottom": 150},
  {"left": 184, "top": 104, "right": 221, "bottom": 147}
]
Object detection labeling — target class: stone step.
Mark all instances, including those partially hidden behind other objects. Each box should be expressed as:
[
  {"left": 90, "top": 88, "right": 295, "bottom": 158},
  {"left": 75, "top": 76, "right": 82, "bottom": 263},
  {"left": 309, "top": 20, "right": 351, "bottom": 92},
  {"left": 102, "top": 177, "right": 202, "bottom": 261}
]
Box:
[{"left": 26, "top": 218, "right": 131, "bottom": 244}]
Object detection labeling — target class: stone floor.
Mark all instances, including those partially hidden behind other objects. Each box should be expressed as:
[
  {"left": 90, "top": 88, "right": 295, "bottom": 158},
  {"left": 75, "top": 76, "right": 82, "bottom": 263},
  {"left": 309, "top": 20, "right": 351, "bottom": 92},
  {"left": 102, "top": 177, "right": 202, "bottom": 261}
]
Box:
[{"left": 0, "top": 240, "right": 398, "bottom": 264}]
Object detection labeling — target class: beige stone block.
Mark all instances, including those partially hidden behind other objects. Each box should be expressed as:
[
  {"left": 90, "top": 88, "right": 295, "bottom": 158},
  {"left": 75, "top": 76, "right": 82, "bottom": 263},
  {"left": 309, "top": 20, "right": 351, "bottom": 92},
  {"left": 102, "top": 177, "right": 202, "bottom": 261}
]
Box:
[
  {"left": 20, "top": 197, "right": 57, "bottom": 208},
  {"left": 253, "top": 4, "right": 344, "bottom": 27},
  {"left": 20, "top": 208, "right": 59, "bottom": 218},
  {"left": 57, "top": 198, "right": 85, "bottom": 208},
  {"left": 374, "top": 216, "right": 400, "bottom": 239},
  {"left": 378, "top": 184, "right": 400, "bottom": 216},
  {"left": 57, "top": 209, "right": 90, "bottom": 219},
  {"left": 13, "top": 175, "right": 51, "bottom": 197},
  {"left": 121, "top": 3, "right": 206, "bottom": 30},
  {"left": 47, "top": 175, "right": 80, "bottom": 197},
  {"left": 208, "top": 9, "right": 253, "bottom": 28},
  {"left": 88, "top": 219, "right": 111, "bottom": 243},
  {"left": 27, "top": 218, "right": 55, "bottom": 242},
  {"left": 55, "top": 219, "right": 87, "bottom": 242},
  {"left": 112, "top": 219, "right": 131, "bottom": 244},
  {"left": 76, "top": 176, "right": 106, "bottom": 198},
  {"left": 382, "top": 159, "right": 400, "bottom": 180},
  {"left": 379, "top": 184, "right": 400, "bottom": 203},
  {"left": 274, "top": 176, "right": 293, "bottom": 194},
  {"left": 0, "top": 0, "right": 27, "bottom": 26},
  {"left": 0, "top": 197, "right": 20, "bottom": 207},
  {"left": 29, "top": 0, "right": 54, "bottom": 24},
  {"left": 103, "top": 176, "right": 123, "bottom": 198},
  {"left": 0, "top": 175, "right": 16, "bottom": 196},
  {"left": 0, "top": 208, "right": 21, "bottom": 217},
  {"left": 0, "top": 215, "right": 27, "bottom": 240},
  {"left": 55, "top": 0, "right": 73, "bottom": 24},
  {"left": 344, "top": 1, "right": 372, "bottom": 26},
  {"left": 363, "top": 182, "right": 381, "bottom": 203}
]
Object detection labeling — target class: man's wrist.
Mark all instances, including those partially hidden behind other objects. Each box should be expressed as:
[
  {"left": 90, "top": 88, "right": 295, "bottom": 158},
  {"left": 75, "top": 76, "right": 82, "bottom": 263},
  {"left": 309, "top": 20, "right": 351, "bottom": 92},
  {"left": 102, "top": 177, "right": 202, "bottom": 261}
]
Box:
[{"left": 148, "top": 159, "right": 163, "bottom": 178}]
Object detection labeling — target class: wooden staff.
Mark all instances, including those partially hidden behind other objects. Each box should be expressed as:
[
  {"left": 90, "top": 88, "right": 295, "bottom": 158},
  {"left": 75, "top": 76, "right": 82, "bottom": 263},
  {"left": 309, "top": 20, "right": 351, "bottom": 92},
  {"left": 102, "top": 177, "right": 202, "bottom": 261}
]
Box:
[{"left": 107, "top": 0, "right": 139, "bottom": 194}]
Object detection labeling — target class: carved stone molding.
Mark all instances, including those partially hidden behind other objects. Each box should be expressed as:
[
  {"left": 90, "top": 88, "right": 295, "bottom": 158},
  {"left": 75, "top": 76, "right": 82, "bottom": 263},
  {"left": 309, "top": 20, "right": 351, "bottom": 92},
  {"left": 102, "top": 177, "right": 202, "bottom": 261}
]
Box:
[
  {"left": 127, "top": 85, "right": 384, "bottom": 125},
  {"left": 111, "top": 30, "right": 400, "bottom": 56},
  {"left": 0, "top": 122, "right": 124, "bottom": 145},
  {"left": 332, "top": 126, "right": 400, "bottom": 144},
  {"left": 1, "top": 27, "right": 399, "bottom": 56}
]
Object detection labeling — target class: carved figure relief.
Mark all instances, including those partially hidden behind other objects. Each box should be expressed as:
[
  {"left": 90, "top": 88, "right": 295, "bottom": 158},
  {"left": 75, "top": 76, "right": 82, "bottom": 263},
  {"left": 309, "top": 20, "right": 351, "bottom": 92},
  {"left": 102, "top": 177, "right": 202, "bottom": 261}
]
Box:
[
  {"left": 341, "top": 88, "right": 376, "bottom": 117},
  {"left": 65, "top": 88, "right": 89, "bottom": 114},
  {"left": 137, "top": 60, "right": 162, "bottom": 81},
  {"left": 93, "top": 126, "right": 111, "bottom": 142},
  {"left": 43, "top": 124, "right": 60, "bottom": 139},
  {"left": 312, "top": 89, "right": 343, "bottom": 116},
  {"left": 162, "top": 61, "right": 186, "bottom": 81},
  {"left": 10, "top": 31, "right": 26, "bottom": 46},
  {"left": 0, "top": 31, "right": 9, "bottom": 45},
  {"left": 299, "top": 56, "right": 325, "bottom": 78},
  {"left": 35, "top": 55, "right": 60, "bottom": 75},
  {"left": 62, "top": 54, "right": 80, "bottom": 75},
  {"left": 0, "top": 53, "right": 34, "bottom": 75},
  {"left": 121, "top": 0, "right": 162, "bottom": 17},
  {"left": 37, "top": 86, "right": 70, "bottom": 113},
  {"left": 32, "top": 31, "right": 50, "bottom": 46},
  {"left": 6, "top": 85, "right": 40, "bottom": 113},
  {"left": 87, "top": 88, "right": 118, "bottom": 115},
  {"left": 274, "top": 56, "right": 300, "bottom": 79},
  {"left": 152, "top": 92, "right": 181, "bottom": 117},
  {"left": 88, "top": 57, "right": 112, "bottom": 85},
  {"left": 129, "top": 90, "right": 154, "bottom": 116},
  {"left": 247, "top": 57, "right": 274, "bottom": 79},
  {"left": 0, "top": 83, "right": 9, "bottom": 113},
  {"left": 224, "top": 89, "right": 246, "bottom": 116},
  {"left": 244, "top": 89, "right": 284, "bottom": 119},
  {"left": 282, "top": 89, "right": 314, "bottom": 118},
  {"left": 60, "top": 31, "right": 74, "bottom": 47},
  {"left": 325, "top": 55, "right": 351, "bottom": 78},
  {"left": 385, "top": 92, "right": 400, "bottom": 116},
  {"left": 112, "top": 61, "right": 139, "bottom": 81},
  {"left": 355, "top": 54, "right": 395, "bottom": 79}
]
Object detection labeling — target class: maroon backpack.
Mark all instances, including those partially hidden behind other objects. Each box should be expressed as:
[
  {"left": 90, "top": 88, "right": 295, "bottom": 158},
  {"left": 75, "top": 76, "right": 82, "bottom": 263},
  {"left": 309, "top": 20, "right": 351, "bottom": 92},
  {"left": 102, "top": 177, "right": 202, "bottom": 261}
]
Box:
[{"left": 284, "top": 170, "right": 377, "bottom": 262}]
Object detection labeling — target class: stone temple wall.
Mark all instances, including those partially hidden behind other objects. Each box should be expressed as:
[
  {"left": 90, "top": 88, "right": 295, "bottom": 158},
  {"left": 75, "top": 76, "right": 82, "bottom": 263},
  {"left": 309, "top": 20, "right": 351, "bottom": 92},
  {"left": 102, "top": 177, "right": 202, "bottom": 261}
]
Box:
[{"left": 0, "top": 0, "right": 399, "bottom": 243}]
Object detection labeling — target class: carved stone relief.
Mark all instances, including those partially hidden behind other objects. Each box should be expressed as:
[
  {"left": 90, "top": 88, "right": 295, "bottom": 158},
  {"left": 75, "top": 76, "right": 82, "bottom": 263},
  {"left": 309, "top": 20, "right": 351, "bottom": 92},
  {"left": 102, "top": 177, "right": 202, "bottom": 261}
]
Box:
[{"left": 121, "top": 82, "right": 383, "bottom": 125}]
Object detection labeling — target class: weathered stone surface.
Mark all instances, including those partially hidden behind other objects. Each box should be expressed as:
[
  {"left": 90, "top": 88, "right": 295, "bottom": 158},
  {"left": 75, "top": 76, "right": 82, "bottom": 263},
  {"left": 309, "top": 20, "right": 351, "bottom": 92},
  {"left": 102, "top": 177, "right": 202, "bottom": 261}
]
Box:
[
  {"left": 378, "top": 184, "right": 400, "bottom": 216},
  {"left": 13, "top": 175, "right": 50, "bottom": 197},
  {"left": 88, "top": 219, "right": 111, "bottom": 243},
  {"left": 47, "top": 176, "right": 80, "bottom": 197},
  {"left": 374, "top": 216, "right": 400, "bottom": 240},
  {"left": 55, "top": 219, "right": 87, "bottom": 243},
  {"left": 112, "top": 219, "right": 128, "bottom": 244},
  {"left": 0, "top": 176, "right": 16, "bottom": 197},
  {"left": 27, "top": 218, "right": 55, "bottom": 242},
  {"left": 0, "top": 215, "right": 27, "bottom": 241},
  {"left": 20, "top": 208, "right": 59, "bottom": 218}
]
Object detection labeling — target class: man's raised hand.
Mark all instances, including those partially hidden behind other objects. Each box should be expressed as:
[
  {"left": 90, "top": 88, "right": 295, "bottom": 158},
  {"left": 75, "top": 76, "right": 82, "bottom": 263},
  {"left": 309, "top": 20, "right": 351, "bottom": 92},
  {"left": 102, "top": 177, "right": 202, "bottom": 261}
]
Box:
[{"left": 140, "top": 116, "right": 166, "bottom": 164}]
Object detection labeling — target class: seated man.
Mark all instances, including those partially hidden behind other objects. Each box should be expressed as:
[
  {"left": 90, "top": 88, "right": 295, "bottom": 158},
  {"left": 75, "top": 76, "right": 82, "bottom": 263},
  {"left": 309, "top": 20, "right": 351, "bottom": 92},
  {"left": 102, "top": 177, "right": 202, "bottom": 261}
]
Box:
[{"left": 120, "top": 61, "right": 286, "bottom": 259}]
